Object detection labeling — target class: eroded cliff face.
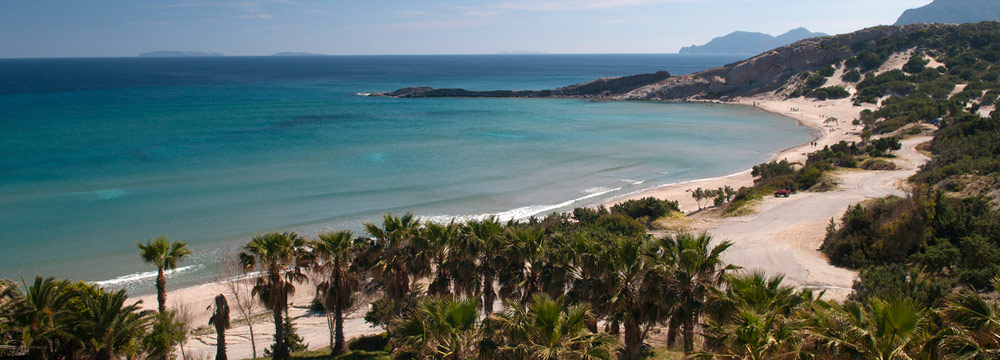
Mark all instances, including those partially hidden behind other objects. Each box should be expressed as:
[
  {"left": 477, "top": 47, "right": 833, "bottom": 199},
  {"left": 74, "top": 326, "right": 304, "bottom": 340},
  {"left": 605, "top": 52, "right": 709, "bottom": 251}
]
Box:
[
  {"left": 623, "top": 24, "right": 933, "bottom": 100},
  {"left": 380, "top": 24, "right": 939, "bottom": 101}
]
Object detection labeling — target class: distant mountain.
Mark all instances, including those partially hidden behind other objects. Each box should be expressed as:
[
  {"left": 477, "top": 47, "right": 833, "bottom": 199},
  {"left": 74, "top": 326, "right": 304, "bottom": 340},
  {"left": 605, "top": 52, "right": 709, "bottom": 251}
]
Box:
[
  {"left": 138, "top": 51, "right": 224, "bottom": 57},
  {"left": 678, "top": 27, "right": 828, "bottom": 55},
  {"left": 895, "top": 0, "right": 1000, "bottom": 25},
  {"left": 271, "top": 52, "right": 326, "bottom": 56}
]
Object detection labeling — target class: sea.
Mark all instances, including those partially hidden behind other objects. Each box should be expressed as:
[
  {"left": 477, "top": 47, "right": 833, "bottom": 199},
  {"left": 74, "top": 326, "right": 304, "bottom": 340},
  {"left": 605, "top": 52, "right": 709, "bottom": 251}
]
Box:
[{"left": 0, "top": 54, "right": 813, "bottom": 294}]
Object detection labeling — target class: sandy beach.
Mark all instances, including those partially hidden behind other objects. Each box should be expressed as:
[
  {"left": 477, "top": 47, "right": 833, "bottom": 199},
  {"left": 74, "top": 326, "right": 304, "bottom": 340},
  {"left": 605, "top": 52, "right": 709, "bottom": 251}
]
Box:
[
  {"left": 139, "top": 88, "right": 931, "bottom": 359},
  {"left": 607, "top": 96, "right": 877, "bottom": 213}
]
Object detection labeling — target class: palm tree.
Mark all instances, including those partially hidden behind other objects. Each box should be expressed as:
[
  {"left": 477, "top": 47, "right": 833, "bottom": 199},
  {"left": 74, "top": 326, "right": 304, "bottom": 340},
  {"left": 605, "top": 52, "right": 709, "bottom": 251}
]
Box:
[
  {"left": 505, "top": 227, "right": 573, "bottom": 305},
  {"left": 392, "top": 297, "right": 482, "bottom": 360},
  {"left": 209, "top": 294, "right": 231, "bottom": 360},
  {"left": 363, "top": 213, "right": 427, "bottom": 315},
  {"left": 0, "top": 279, "right": 20, "bottom": 339},
  {"left": 597, "top": 235, "right": 666, "bottom": 360},
  {"left": 424, "top": 221, "right": 460, "bottom": 296},
  {"left": 695, "top": 271, "right": 817, "bottom": 360},
  {"left": 937, "top": 285, "right": 1000, "bottom": 359},
  {"left": 657, "top": 232, "right": 738, "bottom": 353},
  {"left": 491, "top": 294, "right": 619, "bottom": 360},
  {"left": 15, "top": 276, "right": 73, "bottom": 358},
  {"left": 239, "top": 231, "right": 311, "bottom": 360},
  {"left": 73, "top": 288, "right": 152, "bottom": 360},
  {"left": 464, "top": 216, "right": 506, "bottom": 314},
  {"left": 312, "top": 230, "right": 361, "bottom": 355},
  {"left": 808, "top": 297, "right": 928, "bottom": 360},
  {"left": 137, "top": 236, "right": 192, "bottom": 313}
]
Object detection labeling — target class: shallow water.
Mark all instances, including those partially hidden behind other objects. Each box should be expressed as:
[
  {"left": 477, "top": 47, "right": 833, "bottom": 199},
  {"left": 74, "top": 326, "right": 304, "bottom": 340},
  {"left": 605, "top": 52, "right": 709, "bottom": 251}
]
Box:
[{"left": 0, "top": 54, "right": 811, "bottom": 292}]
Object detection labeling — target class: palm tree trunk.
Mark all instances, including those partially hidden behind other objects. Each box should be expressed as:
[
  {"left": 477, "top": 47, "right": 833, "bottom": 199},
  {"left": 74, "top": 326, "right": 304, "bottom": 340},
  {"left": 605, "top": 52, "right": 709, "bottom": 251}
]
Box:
[
  {"left": 482, "top": 273, "right": 495, "bottom": 314},
  {"left": 96, "top": 349, "right": 112, "bottom": 360},
  {"left": 682, "top": 312, "right": 695, "bottom": 354},
  {"left": 666, "top": 316, "right": 680, "bottom": 348},
  {"left": 215, "top": 324, "right": 227, "bottom": 360},
  {"left": 157, "top": 267, "right": 167, "bottom": 313},
  {"left": 392, "top": 261, "right": 408, "bottom": 315},
  {"left": 333, "top": 303, "right": 345, "bottom": 355},
  {"left": 272, "top": 305, "right": 288, "bottom": 359},
  {"left": 624, "top": 317, "right": 642, "bottom": 360}
]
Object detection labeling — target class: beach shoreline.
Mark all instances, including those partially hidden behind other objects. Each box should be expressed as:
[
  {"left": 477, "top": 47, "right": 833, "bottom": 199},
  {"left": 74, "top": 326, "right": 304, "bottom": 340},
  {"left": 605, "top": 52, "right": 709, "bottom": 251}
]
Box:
[
  {"left": 605, "top": 96, "right": 875, "bottom": 212},
  {"left": 134, "top": 94, "right": 883, "bottom": 359}
]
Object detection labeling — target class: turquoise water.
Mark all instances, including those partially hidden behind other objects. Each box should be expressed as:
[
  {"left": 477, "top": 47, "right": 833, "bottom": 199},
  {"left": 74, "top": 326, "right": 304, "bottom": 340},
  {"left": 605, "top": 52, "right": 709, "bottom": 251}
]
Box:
[{"left": 0, "top": 55, "right": 812, "bottom": 292}]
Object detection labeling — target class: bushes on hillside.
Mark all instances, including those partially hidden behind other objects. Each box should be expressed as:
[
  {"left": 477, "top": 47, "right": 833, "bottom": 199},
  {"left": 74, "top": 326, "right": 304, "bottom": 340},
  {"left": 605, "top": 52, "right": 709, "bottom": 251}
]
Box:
[
  {"left": 822, "top": 190, "right": 1000, "bottom": 289},
  {"left": 807, "top": 86, "right": 851, "bottom": 100}
]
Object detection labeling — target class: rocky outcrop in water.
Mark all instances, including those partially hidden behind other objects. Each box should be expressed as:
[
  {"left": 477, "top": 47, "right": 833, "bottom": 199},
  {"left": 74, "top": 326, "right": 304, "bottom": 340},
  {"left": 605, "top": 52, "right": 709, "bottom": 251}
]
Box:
[{"left": 380, "top": 71, "right": 672, "bottom": 98}]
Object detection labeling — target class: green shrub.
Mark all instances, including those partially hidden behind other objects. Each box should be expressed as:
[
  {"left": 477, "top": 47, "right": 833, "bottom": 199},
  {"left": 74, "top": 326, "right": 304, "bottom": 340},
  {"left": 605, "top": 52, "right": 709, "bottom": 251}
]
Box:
[
  {"left": 841, "top": 69, "right": 862, "bottom": 83},
  {"left": 903, "top": 55, "right": 929, "bottom": 74},
  {"left": 595, "top": 214, "right": 647, "bottom": 237},
  {"left": 751, "top": 160, "right": 795, "bottom": 184},
  {"left": 611, "top": 197, "right": 679, "bottom": 220},
  {"left": 808, "top": 86, "right": 851, "bottom": 100},
  {"left": 860, "top": 158, "right": 897, "bottom": 170},
  {"left": 349, "top": 333, "right": 390, "bottom": 352}
]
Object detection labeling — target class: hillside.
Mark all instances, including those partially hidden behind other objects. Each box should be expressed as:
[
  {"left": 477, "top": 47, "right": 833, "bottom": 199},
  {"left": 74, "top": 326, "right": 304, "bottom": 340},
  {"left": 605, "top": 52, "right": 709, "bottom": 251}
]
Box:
[
  {"left": 895, "top": 0, "right": 1000, "bottom": 25},
  {"left": 678, "top": 27, "right": 827, "bottom": 55}
]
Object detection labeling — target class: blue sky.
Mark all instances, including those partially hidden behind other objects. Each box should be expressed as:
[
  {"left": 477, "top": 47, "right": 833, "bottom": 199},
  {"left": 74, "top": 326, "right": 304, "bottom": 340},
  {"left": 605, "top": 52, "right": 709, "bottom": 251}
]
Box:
[{"left": 0, "top": 0, "right": 932, "bottom": 58}]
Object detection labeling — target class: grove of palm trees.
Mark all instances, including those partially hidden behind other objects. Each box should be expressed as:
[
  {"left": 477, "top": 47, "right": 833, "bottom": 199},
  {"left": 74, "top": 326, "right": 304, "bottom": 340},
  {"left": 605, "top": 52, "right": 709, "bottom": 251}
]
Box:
[{"left": 3, "top": 203, "right": 1000, "bottom": 360}]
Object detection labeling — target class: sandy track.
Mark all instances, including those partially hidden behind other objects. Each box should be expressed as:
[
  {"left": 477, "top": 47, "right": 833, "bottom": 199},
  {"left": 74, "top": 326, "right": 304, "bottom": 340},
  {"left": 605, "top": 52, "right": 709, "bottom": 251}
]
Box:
[{"left": 689, "top": 136, "right": 930, "bottom": 301}]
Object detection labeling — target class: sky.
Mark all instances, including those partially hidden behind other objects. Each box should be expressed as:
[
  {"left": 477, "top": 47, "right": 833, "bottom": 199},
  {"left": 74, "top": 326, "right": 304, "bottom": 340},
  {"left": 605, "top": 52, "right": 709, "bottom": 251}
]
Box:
[{"left": 0, "top": 0, "right": 933, "bottom": 58}]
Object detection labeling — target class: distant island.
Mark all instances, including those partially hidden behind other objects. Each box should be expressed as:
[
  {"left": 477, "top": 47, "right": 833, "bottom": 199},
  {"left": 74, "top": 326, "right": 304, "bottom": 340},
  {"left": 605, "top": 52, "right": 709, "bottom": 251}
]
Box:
[
  {"left": 138, "top": 50, "right": 224, "bottom": 57},
  {"left": 271, "top": 52, "right": 326, "bottom": 56},
  {"left": 495, "top": 51, "right": 547, "bottom": 55},
  {"left": 678, "top": 27, "right": 827, "bottom": 55},
  {"left": 895, "top": 0, "right": 1000, "bottom": 25}
]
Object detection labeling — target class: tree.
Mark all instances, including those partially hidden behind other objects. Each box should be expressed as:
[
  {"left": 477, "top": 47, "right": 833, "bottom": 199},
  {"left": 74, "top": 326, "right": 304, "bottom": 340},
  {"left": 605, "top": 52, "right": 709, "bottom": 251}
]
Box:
[
  {"left": 312, "top": 230, "right": 361, "bottom": 355},
  {"left": 658, "top": 233, "right": 738, "bottom": 353},
  {"left": 239, "top": 232, "right": 311, "bottom": 360},
  {"left": 424, "top": 221, "right": 460, "bottom": 297},
  {"left": 464, "top": 216, "right": 506, "bottom": 314},
  {"left": 506, "top": 226, "right": 571, "bottom": 305},
  {"left": 137, "top": 236, "right": 192, "bottom": 313},
  {"left": 14, "top": 277, "right": 75, "bottom": 358},
  {"left": 145, "top": 310, "right": 187, "bottom": 360},
  {"left": 696, "top": 271, "right": 818, "bottom": 360},
  {"left": 808, "top": 297, "right": 928, "bottom": 360},
  {"left": 0, "top": 279, "right": 20, "bottom": 343},
  {"left": 208, "top": 294, "right": 230, "bottom": 360},
  {"left": 220, "top": 248, "right": 261, "bottom": 358},
  {"left": 491, "top": 294, "right": 619, "bottom": 360},
  {"left": 693, "top": 188, "right": 706, "bottom": 210},
  {"left": 391, "top": 297, "right": 482, "bottom": 360},
  {"left": 362, "top": 213, "right": 427, "bottom": 317},
  {"left": 937, "top": 279, "right": 1000, "bottom": 359},
  {"left": 73, "top": 288, "right": 152, "bottom": 360},
  {"left": 599, "top": 235, "right": 665, "bottom": 360}
]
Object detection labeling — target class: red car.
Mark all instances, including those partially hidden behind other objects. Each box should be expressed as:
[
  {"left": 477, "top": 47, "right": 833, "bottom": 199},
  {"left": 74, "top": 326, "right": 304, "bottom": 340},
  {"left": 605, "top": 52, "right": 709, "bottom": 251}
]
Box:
[{"left": 775, "top": 190, "right": 791, "bottom": 198}]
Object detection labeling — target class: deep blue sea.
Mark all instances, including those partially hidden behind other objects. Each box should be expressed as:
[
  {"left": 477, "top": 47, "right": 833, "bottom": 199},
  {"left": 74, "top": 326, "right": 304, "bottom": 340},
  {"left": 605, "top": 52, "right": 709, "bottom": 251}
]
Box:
[{"left": 0, "top": 54, "right": 812, "bottom": 293}]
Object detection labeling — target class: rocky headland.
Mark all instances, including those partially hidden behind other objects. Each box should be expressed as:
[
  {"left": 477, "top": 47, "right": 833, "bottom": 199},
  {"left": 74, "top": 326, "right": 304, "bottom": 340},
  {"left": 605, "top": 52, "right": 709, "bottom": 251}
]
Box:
[{"left": 377, "top": 24, "right": 939, "bottom": 101}]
